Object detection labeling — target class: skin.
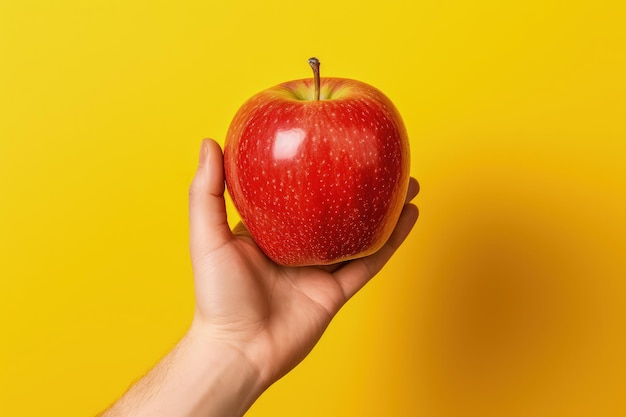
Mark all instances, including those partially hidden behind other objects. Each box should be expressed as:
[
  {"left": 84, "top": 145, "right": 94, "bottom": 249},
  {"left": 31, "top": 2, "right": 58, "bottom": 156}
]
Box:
[{"left": 100, "top": 138, "right": 419, "bottom": 416}]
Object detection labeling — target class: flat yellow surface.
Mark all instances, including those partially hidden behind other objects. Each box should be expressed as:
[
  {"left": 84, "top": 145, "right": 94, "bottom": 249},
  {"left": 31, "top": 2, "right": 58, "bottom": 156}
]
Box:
[{"left": 1, "top": 0, "right": 625, "bottom": 415}]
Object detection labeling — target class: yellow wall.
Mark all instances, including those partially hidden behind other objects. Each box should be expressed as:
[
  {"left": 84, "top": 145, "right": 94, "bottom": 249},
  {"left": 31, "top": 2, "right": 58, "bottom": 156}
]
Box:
[{"left": 1, "top": 0, "right": 625, "bottom": 415}]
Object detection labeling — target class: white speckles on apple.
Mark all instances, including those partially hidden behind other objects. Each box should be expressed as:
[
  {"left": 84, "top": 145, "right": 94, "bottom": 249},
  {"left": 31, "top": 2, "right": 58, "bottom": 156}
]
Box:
[{"left": 223, "top": 77, "right": 410, "bottom": 265}]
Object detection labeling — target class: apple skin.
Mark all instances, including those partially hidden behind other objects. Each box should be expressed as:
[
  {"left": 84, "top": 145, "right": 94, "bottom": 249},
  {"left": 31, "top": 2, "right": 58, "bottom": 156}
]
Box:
[{"left": 224, "top": 77, "right": 410, "bottom": 266}]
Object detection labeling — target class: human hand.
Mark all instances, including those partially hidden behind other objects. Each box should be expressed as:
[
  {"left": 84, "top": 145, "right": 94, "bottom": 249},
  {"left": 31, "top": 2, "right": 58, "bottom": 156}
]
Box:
[
  {"left": 188, "top": 138, "right": 419, "bottom": 389},
  {"left": 100, "top": 138, "right": 418, "bottom": 417}
]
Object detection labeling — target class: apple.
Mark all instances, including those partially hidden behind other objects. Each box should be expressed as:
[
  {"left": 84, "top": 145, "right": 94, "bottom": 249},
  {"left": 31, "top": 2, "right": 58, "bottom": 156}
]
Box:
[{"left": 224, "top": 58, "right": 410, "bottom": 266}]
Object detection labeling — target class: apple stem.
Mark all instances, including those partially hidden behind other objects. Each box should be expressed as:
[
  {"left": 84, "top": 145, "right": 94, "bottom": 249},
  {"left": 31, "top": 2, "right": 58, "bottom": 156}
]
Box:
[{"left": 308, "top": 57, "right": 321, "bottom": 101}]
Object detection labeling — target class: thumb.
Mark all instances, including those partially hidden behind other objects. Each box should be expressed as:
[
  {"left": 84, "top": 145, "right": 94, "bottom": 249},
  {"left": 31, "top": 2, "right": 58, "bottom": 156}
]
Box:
[{"left": 189, "top": 139, "right": 232, "bottom": 257}]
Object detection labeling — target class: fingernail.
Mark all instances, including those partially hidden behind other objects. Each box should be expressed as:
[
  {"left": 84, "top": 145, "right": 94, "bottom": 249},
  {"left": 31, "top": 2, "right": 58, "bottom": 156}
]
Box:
[{"left": 199, "top": 140, "right": 209, "bottom": 165}]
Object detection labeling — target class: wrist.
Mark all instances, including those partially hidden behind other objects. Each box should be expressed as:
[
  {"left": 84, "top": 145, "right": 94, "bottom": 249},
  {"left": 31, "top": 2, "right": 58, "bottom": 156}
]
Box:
[
  {"left": 105, "top": 323, "right": 266, "bottom": 417},
  {"left": 183, "top": 322, "right": 265, "bottom": 417}
]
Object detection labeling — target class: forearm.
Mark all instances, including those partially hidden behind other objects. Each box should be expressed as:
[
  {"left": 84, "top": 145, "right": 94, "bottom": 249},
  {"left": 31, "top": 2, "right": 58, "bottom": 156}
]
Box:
[{"left": 102, "top": 326, "right": 263, "bottom": 417}]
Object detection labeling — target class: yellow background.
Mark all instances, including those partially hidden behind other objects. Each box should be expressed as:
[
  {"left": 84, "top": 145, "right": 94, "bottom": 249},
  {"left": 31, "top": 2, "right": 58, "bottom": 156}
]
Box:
[{"left": 1, "top": 0, "right": 625, "bottom": 415}]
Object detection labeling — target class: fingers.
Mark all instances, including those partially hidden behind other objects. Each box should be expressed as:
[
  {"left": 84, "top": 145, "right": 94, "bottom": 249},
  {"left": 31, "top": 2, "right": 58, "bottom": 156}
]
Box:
[
  {"left": 333, "top": 201, "right": 419, "bottom": 301},
  {"left": 189, "top": 139, "right": 233, "bottom": 256},
  {"left": 406, "top": 177, "right": 419, "bottom": 203}
]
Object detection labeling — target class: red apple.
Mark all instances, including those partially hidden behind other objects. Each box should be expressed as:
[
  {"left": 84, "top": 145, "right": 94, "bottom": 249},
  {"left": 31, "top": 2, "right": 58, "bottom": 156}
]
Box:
[{"left": 224, "top": 58, "right": 410, "bottom": 266}]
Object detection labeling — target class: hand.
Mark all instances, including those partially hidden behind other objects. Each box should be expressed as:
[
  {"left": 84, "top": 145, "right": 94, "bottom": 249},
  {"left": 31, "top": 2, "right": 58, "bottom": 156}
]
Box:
[
  {"left": 188, "top": 138, "right": 419, "bottom": 388},
  {"left": 101, "top": 138, "right": 418, "bottom": 417}
]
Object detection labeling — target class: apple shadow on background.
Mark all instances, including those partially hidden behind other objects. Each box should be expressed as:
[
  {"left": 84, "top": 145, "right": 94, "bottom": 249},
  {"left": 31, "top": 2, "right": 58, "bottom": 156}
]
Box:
[{"left": 379, "top": 159, "right": 623, "bottom": 416}]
